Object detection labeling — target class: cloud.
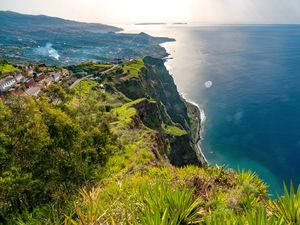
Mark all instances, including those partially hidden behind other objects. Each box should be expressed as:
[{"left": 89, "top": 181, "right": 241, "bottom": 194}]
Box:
[
  {"left": 190, "top": 0, "right": 300, "bottom": 24},
  {"left": 1, "top": 0, "right": 300, "bottom": 24}
]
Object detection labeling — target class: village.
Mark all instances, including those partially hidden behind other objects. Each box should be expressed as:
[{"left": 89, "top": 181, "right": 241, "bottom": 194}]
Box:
[
  {"left": 0, "top": 64, "right": 75, "bottom": 98},
  {"left": 0, "top": 58, "right": 124, "bottom": 99}
]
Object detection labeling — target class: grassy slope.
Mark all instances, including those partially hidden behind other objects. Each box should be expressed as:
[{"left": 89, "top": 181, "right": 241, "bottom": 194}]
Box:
[
  {"left": 0, "top": 63, "right": 20, "bottom": 75},
  {"left": 10, "top": 60, "right": 300, "bottom": 224},
  {"left": 121, "top": 58, "right": 145, "bottom": 80},
  {"left": 63, "top": 62, "right": 273, "bottom": 225},
  {"left": 164, "top": 125, "right": 188, "bottom": 136},
  {"left": 68, "top": 61, "right": 300, "bottom": 225}
]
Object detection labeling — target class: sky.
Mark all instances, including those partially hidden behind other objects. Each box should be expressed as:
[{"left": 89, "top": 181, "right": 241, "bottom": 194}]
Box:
[{"left": 1, "top": 0, "right": 300, "bottom": 25}]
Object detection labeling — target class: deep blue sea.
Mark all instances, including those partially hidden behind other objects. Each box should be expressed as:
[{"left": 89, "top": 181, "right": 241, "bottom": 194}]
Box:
[{"left": 124, "top": 24, "right": 300, "bottom": 194}]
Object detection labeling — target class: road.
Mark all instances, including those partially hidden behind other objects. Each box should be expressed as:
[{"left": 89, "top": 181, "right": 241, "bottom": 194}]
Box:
[{"left": 70, "top": 65, "right": 117, "bottom": 88}]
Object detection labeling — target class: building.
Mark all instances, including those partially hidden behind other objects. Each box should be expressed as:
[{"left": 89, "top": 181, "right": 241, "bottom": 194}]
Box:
[
  {"left": 67, "top": 77, "right": 78, "bottom": 87},
  {"left": 25, "top": 87, "right": 41, "bottom": 97},
  {"left": 34, "top": 73, "right": 45, "bottom": 82},
  {"left": 44, "top": 77, "right": 53, "bottom": 87},
  {"left": 26, "top": 69, "right": 34, "bottom": 76},
  {"left": 61, "top": 69, "right": 70, "bottom": 77},
  {"left": 9, "top": 88, "right": 23, "bottom": 95},
  {"left": 14, "top": 73, "right": 24, "bottom": 83},
  {"left": 0, "top": 76, "right": 16, "bottom": 92},
  {"left": 52, "top": 73, "right": 61, "bottom": 82},
  {"left": 24, "top": 78, "right": 36, "bottom": 88}
]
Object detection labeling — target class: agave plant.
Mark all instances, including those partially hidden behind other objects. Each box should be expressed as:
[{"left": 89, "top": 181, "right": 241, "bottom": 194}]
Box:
[
  {"left": 269, "top": 182, "right": 300, "bottom": 224},
  {"left": 66, "top": 187, "right": 108, "bottom": 225},
  {"left": 236, "top": 169, "right": 269, "bottom": 198},
  {"left": 205, "top": 208, "right": 282, "bottom": 225},
  {"left": 205, "top": 211, "right": 243, "bottom": 225},
  {"left": 134, "top": 182, "right": 203, "bottom": 225},
  {"left": 246, "top": 208, "right": 283, "bottom": 225}
]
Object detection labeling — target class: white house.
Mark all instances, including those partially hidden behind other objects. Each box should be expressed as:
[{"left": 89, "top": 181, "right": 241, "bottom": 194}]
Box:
[
  {"left": 14, "top": 73, "right": 24, "bottom": 83},
  {"left": 0, "top": 76, "right": 16, "bottom": 92}
]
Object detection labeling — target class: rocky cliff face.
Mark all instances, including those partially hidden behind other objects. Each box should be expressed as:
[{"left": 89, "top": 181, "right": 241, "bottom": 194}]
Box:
[{"left": 114, "top": 57, "right": 201, "bottom": 166}]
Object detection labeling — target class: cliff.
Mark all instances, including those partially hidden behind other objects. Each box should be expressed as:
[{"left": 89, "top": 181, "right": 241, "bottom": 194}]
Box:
[
  {"left": 1, "top": 58, "right": 296, "bottom": 225},
  {"left": 111, "top": 56, "right": 201, "bottom": 166}
]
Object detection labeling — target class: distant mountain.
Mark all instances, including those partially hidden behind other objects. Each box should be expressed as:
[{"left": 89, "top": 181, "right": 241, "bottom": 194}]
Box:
[
  {"left": 0, "top": 11, "right": 122, "bottom": 34},
  {"left": 135, "top": 23, "right": 167, "bottom": 25},
  {"left": 0, "top": 11, "right": 174, "bottom": 65},
  {"left": 172, "top": 22, "right": 188, "bottom": 25}
]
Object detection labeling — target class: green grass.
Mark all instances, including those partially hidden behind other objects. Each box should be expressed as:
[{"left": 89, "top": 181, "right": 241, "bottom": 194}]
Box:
[
  {"left": 113, "top": 105, "right": 136, "bottom": 124},
  {"left": 186, "top": 101, "right": 200, "bottom": 141},
  {"left": 0, "top": 63, "right": 20, "bottom": 74},
  {"left": 112, "top": 98, "right": 146, "bottom": 126},
  {"left": 66, "top": 165, "right": 273, "bottom": 224},
  {"left": 164, "top": 125, "right": 188, "bottom": 136},
  {"left": 8, "top": 59, "right": 300, "bottom": 225},
  {"left": 72, "top": 78, "right": 98, "bottom": 95},
  {"left": 121, "top": 58, "right": 144, "bottom": 79},
  {"left": 77, "top": 62, "right": 112, "bottom": 72}
]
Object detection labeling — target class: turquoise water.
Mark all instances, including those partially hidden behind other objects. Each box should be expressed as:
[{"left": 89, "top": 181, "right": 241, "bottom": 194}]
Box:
[{"left": 124, "top": 25, "right": 300, "bottom": 194}]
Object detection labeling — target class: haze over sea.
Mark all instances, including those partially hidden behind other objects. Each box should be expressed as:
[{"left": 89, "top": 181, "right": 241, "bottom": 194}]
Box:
[{"left": 124, "top": 24, "right": 300, "bottom": 194}]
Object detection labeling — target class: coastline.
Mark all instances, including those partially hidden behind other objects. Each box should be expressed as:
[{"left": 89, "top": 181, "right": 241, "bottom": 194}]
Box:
[
  {"left": 183, "top": 98, "right": 208, "bottom": 164},
  {"left": 161, "top": 45, "right": 208, "bottom": 165},
  {"left": 160, "top": 39, "right": 208, "bottom": 165}
]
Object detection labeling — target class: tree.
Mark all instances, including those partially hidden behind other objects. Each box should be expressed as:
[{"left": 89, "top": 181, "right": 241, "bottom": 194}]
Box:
[
  {"left": 0, "top": 92, "right": 118, "bottom": 221},
  {"left": 46, "top": 84, "right": 67, "bottom": 102},
  {"left": 0, "top": 96, "right": 51, "bottom": 216}
]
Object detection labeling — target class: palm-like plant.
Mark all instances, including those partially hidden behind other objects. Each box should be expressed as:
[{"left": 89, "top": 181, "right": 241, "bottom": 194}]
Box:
[
  {"left": 135, "top": 183, "right": 202, "bottom": 225},
  {"left": 205, "top": 209, "right": 282, "bottom": 225},
  {"left": 205, "top": 211, "right": 243, "bottom": 225},
  {"left": 237, "top": 169, "right": 269, "bottom": 198},
  {"left": 246, "top": 209, "right": 283, "bottom": 225},
  {"left": 269, "top": 182, "right": 300, "bottom": 224},
  {"left": 66, "top": 187, "right": 108, "bottom": 225}
]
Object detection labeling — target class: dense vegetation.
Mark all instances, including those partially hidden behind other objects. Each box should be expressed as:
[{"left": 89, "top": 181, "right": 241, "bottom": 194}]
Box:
[
  {"left": 0, "top": 93, "right": 117, "bottom": 222},
  {"left": 1, "top": 58, "right": 300, "bottom": 224},
  {"left": 0, "top": 59, "right": 20, "bottom": 75}
]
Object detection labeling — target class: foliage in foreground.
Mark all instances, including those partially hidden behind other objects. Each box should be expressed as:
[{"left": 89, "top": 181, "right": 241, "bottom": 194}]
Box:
[
  {"left": 1, "top": 60, "right": 300, "bottom": 225},
  {"left": 270, "top": 183, "right": 300, "bottom": 224},
  {"left": 0, "top": 92, "right": 117, "bottom": 222},
  {"left": 0, "top": 59, "right": 20, "bottom": 74},
  {"left": 136, "top": 183, "right": 202, "bottom": 225},
  {"left": 59, "top": 165, "right": 300, "bottom": 225}
]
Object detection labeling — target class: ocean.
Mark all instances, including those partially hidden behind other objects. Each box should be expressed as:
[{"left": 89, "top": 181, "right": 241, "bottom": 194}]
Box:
[{"left": 123, "top": 24, "right": 300, "bottom": 194}]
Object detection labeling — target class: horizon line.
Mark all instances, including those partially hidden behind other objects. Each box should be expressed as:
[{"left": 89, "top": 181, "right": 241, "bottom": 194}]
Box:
[{"left": 2, "top": 10, "right": 300, "bottom": 27}]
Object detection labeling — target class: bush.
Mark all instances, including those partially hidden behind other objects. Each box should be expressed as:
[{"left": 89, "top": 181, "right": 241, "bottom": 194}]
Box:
[
  {"left": 134, "top": 183, "right": 202, "bottom": 224},
  {"left": 270, "top": 182, "right": 300, "bottom": 224}
]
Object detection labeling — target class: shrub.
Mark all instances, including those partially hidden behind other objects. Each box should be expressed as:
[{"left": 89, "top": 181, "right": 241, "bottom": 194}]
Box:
[
  {"left": 270, "top": 182, "right": 300, "bottom": 224},
  {"left": 134, "top": 183, "right": 202, "bottom": 224}
]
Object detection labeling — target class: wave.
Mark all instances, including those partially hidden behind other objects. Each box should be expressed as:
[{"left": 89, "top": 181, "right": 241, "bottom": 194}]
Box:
[
  {"left": 180, "top": 93, "right": 208, "bottom": 163},
  {"left": 162, "top": 41, "right": 208, "bottom": 163}
]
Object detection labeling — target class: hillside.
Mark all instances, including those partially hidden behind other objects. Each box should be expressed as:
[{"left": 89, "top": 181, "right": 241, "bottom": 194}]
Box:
[
  {"left": 0, "top": 58, "right": 300, "bottom": 224},
  {"left": 0, "top": 11, "right": 122, "bottom": 34}
]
